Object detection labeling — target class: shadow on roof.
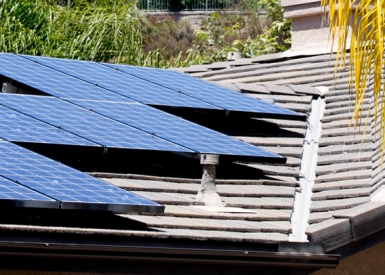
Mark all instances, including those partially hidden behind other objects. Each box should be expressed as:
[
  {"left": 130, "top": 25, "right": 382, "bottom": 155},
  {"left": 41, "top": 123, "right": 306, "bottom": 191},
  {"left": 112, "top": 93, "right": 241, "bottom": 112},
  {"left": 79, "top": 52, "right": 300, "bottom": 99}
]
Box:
[
  {"left": 160, "top": 109, "right": 303, "bottom": 138},
  {"left": 0, "top": 207, "right": 157, "bottom": 231},
  {"left": 16, "top": 143, "right": 269, "bottom": 180}
]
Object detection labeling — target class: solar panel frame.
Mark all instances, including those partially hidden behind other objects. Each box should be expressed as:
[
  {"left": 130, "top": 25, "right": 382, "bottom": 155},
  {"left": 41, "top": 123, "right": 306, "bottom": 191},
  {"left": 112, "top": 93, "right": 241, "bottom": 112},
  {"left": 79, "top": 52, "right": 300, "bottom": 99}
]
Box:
[
  {"left": 67, "top": 99, "right": 285, "bottom": 162},
  {"left": 0, "top": 141, "right": 164, "bottom": 212},
  {"left": 0, "top": 175, "right": 59, "bottom": 209},
  {"left": 18, "top": 54, "right": 222, "bottom": 110},
  {"left": 0, "top": 105, "right": 100, "bottom": 147},
  {"left": 0, "top": 94, "right": 194, "bottom": 154}
]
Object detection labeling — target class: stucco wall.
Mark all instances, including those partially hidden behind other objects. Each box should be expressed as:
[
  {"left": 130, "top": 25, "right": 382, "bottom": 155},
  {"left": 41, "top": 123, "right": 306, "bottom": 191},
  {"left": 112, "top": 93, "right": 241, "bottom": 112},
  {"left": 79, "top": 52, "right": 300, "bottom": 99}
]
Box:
[
  {"left": 313, "top": 241, "right": 385, "bottom": 275},
  {"left": 281, "top": 0, "right": 351, "bottom": 53},
  {"left": 281, "top": 0, "right": 320, "bottom": 7}
]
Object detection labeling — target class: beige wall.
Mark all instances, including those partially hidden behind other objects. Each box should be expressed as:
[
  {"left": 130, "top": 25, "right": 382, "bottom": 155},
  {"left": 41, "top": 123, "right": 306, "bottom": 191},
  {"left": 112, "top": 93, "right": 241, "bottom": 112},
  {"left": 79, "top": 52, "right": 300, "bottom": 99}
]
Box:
[
  {"left": 281, "top": 0, "right": 320, "bottom": 7},
  {"left": 313, "top": 241, "right": 385, "bottom": 275},
  {"left": 281, "top": 0, "right": 351, "bottom": 53}
]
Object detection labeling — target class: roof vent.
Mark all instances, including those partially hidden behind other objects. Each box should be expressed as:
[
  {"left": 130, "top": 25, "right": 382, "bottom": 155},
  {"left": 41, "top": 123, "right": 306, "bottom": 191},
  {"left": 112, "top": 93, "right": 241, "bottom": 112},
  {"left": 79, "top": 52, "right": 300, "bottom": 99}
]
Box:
[
  {"left": 196, "top": 154, "right": 224, "bottom": 207},
  {"left": 227, "top": 52, "right": 243, "bottom": 61}
]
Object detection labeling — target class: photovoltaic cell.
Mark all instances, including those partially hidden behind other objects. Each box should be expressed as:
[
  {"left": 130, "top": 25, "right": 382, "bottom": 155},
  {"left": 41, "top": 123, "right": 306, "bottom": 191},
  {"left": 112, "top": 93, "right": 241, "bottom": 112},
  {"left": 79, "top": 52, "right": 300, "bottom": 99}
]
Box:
[
  {"left": 0, "top": 105, "right": 99, "bottom": 146},
  {"left": 19, "top": 54, "right": 221, "bottom": 110},
  {"left": 103, "top": 63, "right": 305, "bottom": 118},
  {"left": 0, "top": 53, "right": 135, "bottom": 102},
  {"left": 0, "top": 141, "right": 164, "bottom": 212},
  {"left": 0, "top": 94, "right": 193, "bottom": 153},
  {"left": 68, "top": 99, "right": 284, "bottom": 161},
  {"left": 0, "top": 175, "right": 58, "bottom": 209}
]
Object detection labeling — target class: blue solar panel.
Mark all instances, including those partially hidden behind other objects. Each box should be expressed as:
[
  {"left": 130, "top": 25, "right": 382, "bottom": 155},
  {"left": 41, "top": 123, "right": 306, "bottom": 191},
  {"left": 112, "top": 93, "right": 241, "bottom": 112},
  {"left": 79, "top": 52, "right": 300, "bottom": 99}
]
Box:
[
  {"left": 103, "top": 63, "right": 304, "bottom": 118},
  {"left": 0, "top": 141, "right": 164, "bottom": 212},
  {"left": 0, "top": 175, "right": 58, "bottom": 209},
  {"left": 0, "top": 105, "right": 99, "bottom": 146},
  {"left": 2, "top": 53, "right": 304, "bottom": 119},
  {"left": 0, "top": 94, "right": 193, "bottom": 153},
  {"left": 68, "top": 99, "right": 284, "bottom": 160},
  {"left": 0, "top": 53, "right": 135, "bottom": 102},
  {"left": 19, "top": 54, "right": 221, "bottom": 110}
]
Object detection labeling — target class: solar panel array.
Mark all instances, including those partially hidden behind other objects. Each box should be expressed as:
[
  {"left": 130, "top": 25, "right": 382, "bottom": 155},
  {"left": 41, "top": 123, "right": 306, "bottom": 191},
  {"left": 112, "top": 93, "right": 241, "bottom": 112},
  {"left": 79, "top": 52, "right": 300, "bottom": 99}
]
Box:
[
  {"left": 0, "top": 141, "right": 164, "bottom": 212},
  {"left": 0, "top": 52, "right": 299, "bottom": 212},
  {"left": 68, "top": 99, "right": 283, "bottom": 159},
  {"left": 21, "top": 54, "right": 304, "bottom": 119},
  {"left": 0, "top": 94, "right": 192, "bottom": 153},
  {"left": 105, "top": 63, "right": 304, "bottom": 117},
  {"left": 0, "top": 93, "right": 284, "bottom": 161},
  {"left": 19, "top": 54, "right": 220, "bottom": 110}
]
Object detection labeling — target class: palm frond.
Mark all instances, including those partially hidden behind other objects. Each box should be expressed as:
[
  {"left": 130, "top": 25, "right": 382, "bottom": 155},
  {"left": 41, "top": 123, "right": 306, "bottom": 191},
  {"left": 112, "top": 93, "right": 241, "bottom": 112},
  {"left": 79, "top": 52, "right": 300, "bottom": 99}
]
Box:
[{"left": 322, "top": 0, "right": 385, "bottom": 156}]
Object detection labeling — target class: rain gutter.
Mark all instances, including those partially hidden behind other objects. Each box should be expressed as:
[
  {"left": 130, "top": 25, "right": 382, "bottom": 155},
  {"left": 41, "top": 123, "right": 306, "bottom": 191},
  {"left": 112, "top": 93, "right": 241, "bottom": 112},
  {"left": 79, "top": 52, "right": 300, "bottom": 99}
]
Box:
[{"left": 0, "top": 241, "right": 339, "bottom": 269}]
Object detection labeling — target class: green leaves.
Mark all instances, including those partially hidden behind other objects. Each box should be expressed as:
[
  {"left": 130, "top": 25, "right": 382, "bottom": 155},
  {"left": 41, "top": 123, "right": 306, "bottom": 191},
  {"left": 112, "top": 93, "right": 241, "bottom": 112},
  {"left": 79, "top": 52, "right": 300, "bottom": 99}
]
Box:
[
  {"left": 230, "top": 0, "right": 291, "bottom": 58},
  {"left": 174, "top": 0, "right": 291, "bottom": 65},
  {"left": 0, "top": 0, "right": 141, "bottom": 63},
  {"left": 0, "top": 0, "right": 291, "bottom": 68}
]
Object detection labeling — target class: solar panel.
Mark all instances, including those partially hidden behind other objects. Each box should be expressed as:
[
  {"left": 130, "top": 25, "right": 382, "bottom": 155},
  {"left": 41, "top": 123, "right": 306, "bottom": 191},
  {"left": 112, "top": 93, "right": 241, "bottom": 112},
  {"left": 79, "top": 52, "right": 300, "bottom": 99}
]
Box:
[
  {"left": 0, "top": 175, "right": 59, "bottom": 209},
  {"left": 0, "top": 105, "right": 100, "bottom": 146},
  {"left": 4, "top": 53, "right": 304, "bottom": 119},
  {"left": 0, "top": 53, "right": 135, "bottom": 102},
  {"left": 103, "top": 64, "right": 305, "bottom": 119},
  {"left": 0, "top": 94, "right": 193, "bottom": 153},
  {"left": 68, "top": 99, "right": 285, "bottom": 161},
  {"left": 19, "top": 54, "right": 221, "bottom": 110},
  {"left": 0, "top": 141, "right": 164, "bottom": 212}
]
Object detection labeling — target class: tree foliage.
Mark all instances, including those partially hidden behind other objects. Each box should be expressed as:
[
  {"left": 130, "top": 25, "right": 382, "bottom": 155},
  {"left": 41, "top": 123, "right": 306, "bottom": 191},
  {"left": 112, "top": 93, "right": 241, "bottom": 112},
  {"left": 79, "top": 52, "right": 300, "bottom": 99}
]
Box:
[
  {"left": 322, "top": 0, "right": 385, "bottom": 153},
  {"left": 192, "top": 0, "right": 290, "bottom": 63},
  {"left": 0, "top": 0, "right": 290, "bottom": 68}
]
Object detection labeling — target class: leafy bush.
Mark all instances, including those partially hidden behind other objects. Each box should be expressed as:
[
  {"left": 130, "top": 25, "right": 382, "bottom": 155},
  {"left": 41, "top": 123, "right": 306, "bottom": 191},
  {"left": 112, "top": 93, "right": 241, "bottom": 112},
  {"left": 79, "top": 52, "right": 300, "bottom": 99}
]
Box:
[{"left": 192, "top": 0, "right": 290, "bottom": 62}]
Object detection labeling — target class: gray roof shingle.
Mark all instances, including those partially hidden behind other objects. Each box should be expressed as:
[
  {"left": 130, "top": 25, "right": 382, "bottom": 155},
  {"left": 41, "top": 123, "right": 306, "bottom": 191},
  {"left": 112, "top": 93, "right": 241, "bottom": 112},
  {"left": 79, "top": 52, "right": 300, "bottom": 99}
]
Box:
[{"left": 1, "top": 51, "right": 384, "bottom": 262}]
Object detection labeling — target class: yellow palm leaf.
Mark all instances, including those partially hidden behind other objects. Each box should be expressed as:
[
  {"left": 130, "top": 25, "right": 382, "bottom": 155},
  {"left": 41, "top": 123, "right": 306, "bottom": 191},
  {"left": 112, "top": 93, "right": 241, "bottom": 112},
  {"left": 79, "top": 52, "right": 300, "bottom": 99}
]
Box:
[{"left": 322, "top": 0, "right": 385, "bottom": 158}]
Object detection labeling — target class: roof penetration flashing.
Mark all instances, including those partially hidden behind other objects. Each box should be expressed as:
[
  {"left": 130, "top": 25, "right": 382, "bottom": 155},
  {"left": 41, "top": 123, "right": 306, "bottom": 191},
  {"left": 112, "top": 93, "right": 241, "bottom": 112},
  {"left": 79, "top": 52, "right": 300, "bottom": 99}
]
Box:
[{"left": 290, "top": 92, "right": 327, "bottom": 242}]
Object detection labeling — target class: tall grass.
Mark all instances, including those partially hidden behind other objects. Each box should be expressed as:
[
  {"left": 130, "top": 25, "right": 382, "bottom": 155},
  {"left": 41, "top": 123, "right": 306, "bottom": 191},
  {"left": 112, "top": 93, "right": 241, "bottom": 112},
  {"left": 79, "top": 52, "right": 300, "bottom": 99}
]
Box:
[{"left": 0, "top": 0, "right": 142, "bottom": 63}]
